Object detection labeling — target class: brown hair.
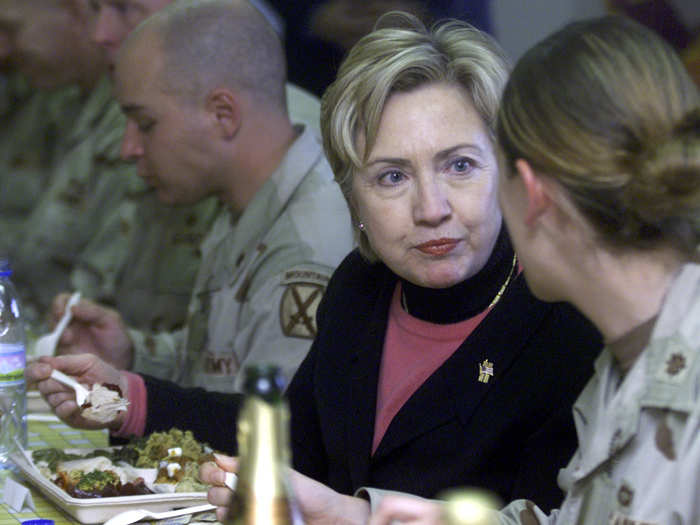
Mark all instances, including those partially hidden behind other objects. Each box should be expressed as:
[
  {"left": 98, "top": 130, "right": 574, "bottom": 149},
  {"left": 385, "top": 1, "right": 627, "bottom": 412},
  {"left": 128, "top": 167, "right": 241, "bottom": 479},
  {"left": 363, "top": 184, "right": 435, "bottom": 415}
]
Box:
[{"left": 498, "top": 15, "right": 700, "bottom": 254}]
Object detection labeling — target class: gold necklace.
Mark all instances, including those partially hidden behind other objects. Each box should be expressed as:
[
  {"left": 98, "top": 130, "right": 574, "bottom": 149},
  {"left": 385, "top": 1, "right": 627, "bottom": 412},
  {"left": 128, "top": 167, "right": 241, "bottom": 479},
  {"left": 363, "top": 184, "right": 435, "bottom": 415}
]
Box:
[
  {"left": 401, "top": 254, "right": 518, "bottom": 315},
  {"left": 487, "top": 253, "right": 518, "bottom": 309}
]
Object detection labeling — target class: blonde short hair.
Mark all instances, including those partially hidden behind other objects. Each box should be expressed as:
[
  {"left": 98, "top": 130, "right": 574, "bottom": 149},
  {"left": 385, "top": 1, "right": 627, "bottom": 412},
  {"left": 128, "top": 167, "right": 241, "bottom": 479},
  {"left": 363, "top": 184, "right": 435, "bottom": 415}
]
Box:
[
  {"left": 321, "top": 12, "right": 510, "bottom": 260},
  {"left": 498, "top": 16, "right": 700, "bottom": 254}
]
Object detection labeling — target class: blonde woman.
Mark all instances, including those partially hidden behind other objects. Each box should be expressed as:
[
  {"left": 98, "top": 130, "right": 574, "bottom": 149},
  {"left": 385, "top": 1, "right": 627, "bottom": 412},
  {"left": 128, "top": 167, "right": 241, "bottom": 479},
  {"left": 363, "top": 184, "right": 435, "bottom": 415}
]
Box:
[
  {"left": 203, "top": 13, "right": 603, "bottom": 521},
  {"left": 368, "top": 15, "right": 700, "bottom": 525}
]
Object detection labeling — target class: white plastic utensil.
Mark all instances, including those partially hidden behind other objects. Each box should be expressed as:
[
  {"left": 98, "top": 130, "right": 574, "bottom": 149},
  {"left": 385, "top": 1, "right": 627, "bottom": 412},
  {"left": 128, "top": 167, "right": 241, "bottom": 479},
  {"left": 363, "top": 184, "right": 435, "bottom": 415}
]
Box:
[
  {"left": 33, "top": 291, "right": 81, "bottom": 357},
  {"left": 50, "top": 369, "right": 90, "bottom": 407},
  {"left": 225, "top": 471, "right": 237, "bottom": 490},
  {"left": 102, "top": 503, "right": 216, "bottom": 525}
]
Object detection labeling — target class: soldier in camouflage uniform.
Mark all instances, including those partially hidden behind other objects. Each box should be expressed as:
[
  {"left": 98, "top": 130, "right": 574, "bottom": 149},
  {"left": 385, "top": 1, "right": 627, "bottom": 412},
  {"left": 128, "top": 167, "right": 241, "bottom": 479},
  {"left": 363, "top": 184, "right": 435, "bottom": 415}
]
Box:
[
  {"left": 55, "top": 0, "right": 353, "bottom": 393},
  {"left": 0, "top": 0, "right": 222, "bottom": 337},
  {"left": 11, "top": 74, "right": 135, "bottom": 327},
  {"left": 0, "top": 0, "right": 96, "bottom": 257},
  {"left": 2, "top": 0, "right": 322, "bottom": 339},
  {"left": 69, "top": 82, "right": 321, "bottom": 335},
  {"left": 72, "top": 191, "right": 221, "bottom": 333},
  {"left": 65, "top": 0, "right": 321, "bottom": 335},
  {"left": 88, "top": 0, "right": 323, "bottom": 135},
  {"left": 0, "top": 0, "right": 109, "bottom": 328},
  {"left": 0, "top": 80, "right": 83, "bottom": 258},
  {"left": 127, "top": 124, "right": 351, "bottom": 390}
]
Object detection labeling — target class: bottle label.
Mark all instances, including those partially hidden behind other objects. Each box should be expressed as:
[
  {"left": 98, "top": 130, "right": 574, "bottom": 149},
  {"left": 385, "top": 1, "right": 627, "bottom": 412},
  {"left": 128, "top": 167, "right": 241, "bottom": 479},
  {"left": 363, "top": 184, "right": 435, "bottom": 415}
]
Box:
[{"left": 0, "top": 343, "right": 25, "bottom": 384}]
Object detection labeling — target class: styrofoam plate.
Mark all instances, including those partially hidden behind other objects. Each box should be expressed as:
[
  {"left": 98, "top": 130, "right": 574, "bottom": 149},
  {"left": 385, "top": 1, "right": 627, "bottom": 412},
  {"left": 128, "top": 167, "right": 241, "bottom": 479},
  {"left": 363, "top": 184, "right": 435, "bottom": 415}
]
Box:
[{"left": 11, "top": 448, "right": 208, "bottom": 524}]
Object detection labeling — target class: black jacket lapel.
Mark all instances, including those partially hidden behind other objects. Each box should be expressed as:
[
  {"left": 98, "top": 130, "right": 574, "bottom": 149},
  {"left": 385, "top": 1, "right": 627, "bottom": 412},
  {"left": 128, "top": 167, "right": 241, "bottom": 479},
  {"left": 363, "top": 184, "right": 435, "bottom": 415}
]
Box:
[
  {"left": 373, "top": 275, "right": 550, "bottom": 459},
  {"left": 345, "top": 263, "right": 396, "bottom": 487}
]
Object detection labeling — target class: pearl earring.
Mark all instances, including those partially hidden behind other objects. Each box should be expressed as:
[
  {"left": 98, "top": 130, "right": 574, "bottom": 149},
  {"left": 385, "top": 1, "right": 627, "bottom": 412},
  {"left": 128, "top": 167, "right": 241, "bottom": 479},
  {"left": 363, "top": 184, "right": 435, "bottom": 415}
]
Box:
[{"left": 358, "top": 223, "right": 365, "bottom": 231}]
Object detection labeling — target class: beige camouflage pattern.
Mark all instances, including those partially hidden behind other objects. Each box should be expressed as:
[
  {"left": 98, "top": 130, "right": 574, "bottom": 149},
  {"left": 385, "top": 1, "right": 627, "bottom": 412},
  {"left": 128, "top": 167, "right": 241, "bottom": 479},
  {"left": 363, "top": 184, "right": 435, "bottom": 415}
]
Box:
[
  {"left": 0, "top": 76, "right": 83, "bottom": 258},
  {"left": 4, "top": 74, "right": 323, "bottom": 344},
  {"left": 69, "top": 81, "right": 321, "bottom": 333},
  {"left": 6, "top": 75, "right": 214, "bottom": 339},
  {"left": 129, "top": 126, "right": 353, "bottom": 392},
  {"left": 7, "top": 75, "right": 135, "bottom": 329},
  {"left": 498, "top": 264, "right": 700, "bottom": 525},
  {"left": 286, "top": 83, "right": 320, "bottom": 135},
  {"left": 73, "top": 194, "right": 221, "bottom": 332}
]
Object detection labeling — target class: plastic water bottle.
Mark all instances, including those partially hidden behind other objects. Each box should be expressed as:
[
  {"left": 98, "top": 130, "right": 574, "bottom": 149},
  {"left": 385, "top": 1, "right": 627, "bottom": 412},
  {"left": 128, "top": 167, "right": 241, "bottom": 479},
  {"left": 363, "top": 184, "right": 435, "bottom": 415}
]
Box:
[{"left": 0, "top": 258, "right": 27, "bottom": 469}]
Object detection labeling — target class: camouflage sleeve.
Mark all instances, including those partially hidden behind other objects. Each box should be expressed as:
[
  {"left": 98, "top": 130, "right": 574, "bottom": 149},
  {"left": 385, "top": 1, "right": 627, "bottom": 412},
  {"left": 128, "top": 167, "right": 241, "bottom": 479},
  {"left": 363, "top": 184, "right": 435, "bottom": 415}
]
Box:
[
  {"left": 70, "top": 169, "right": 143, "bottom": 301},
  {"left": 129, "top": 327, "right": 186, "bottom": 379},
  {"left": 286, "top": 83, "right": 321, "bottom": 136},
  {"left": 230, "top": 263, "right": 333, "bottom": 392},
  {"left": 11, "top": 87, "right": 131, "bottom": 319}
]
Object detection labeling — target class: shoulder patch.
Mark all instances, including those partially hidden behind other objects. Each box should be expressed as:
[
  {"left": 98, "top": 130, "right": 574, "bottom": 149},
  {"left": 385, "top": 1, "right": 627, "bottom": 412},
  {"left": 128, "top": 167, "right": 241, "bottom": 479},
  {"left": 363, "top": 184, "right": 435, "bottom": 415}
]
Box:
[
  {"left": 280, "top": 283, "right": 324, "bottom": 339},
  {"left": 281, "top": 269, "right": 330, "bottom": 287}
]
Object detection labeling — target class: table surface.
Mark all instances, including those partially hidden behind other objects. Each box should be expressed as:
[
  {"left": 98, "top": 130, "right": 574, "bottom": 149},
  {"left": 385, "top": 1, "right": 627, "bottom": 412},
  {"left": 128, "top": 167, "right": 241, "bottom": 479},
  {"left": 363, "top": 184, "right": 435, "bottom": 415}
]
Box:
[{"left": 0, "top": 416, "right": 110, "bottom": 525}]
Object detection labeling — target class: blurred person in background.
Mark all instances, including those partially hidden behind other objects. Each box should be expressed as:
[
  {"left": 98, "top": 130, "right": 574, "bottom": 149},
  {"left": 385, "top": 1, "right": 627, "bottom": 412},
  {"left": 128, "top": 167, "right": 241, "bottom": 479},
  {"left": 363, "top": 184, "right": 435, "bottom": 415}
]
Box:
[
  {"left": 0, "top": 0, "right": 87, "bottom": 231},
  {"left": 0, "top": 0, "right": 120, "bottom": 333},
  {"left": 0, "top": 1, "right": 220, "bottom": 344},
  {"left": 0, "top": 0, "right": 104, "bottom": 218}
]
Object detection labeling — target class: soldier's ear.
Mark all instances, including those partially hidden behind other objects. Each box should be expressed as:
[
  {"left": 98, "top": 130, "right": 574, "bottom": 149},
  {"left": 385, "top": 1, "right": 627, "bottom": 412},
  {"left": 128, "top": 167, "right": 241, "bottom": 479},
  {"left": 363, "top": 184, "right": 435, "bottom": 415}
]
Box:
[
  {"left": 205, "top": 88, "right": 241, "bottom": 140},
  {"left": 514, "top": 159, "right": 551, "bottom": 226}
]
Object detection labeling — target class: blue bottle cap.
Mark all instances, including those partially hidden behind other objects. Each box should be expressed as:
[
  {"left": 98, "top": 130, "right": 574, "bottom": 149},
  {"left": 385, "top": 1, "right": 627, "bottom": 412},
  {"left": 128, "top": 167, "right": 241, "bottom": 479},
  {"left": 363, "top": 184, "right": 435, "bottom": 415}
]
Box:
[
  {"left": 0, "top": 257, "right": 11, "bottom": 276},
  {"left": 21, "top": 520, "right": 54, "bottom": 525}
]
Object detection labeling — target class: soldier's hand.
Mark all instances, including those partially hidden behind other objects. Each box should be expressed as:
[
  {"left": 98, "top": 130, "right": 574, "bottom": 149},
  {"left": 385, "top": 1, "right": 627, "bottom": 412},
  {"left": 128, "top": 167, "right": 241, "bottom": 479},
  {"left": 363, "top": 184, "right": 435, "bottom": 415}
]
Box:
[
  {"left": 26, "top": 354, "right": 129, "bottom": 431},
  {"left": 52, "top": 293, "right": 134, "bottom": 370},
  {"left": 368, "top": 495, "right": 444, "bottom": 525}
]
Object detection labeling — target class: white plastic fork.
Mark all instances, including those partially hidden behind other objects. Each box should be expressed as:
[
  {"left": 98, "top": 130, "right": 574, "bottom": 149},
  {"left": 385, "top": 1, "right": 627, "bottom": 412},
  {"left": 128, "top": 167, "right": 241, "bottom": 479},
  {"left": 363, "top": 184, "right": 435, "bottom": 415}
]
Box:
[
  {"left": 225, "top": 471, "right": 237, "bottom": 491},
  {"left": 33, "top": 291, "right": 81, "bottom": 357},
  {"left": 102, "top": 503, "right": 216, "bottom": 525},
  {"left": 49, "top": 369, "right": 90, "bottom": 407}
]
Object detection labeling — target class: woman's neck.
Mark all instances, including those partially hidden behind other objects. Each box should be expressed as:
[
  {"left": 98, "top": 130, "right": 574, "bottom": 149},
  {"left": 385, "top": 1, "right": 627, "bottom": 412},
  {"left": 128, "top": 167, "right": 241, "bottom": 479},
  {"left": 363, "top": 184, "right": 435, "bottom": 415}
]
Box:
[
  {"left": 567, "top": 245, "right": 684, "bottom": 368},
  {"left": 400, "top": 226, "right": 515, "bottom": 324}
]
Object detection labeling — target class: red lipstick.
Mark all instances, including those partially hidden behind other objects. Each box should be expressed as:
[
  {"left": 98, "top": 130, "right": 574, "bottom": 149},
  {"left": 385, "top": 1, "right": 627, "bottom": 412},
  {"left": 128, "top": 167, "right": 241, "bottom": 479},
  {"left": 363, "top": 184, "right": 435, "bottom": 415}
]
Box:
[{"left": 415, "top": 238, "right": 459, "bottom": 256}]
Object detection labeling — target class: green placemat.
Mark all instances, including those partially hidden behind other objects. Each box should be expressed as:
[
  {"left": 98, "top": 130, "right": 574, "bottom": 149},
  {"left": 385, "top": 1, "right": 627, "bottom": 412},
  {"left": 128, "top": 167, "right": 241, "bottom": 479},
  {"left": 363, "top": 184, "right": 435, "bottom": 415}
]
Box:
[
  {"left": 0, "top": 420, "right": 109, "bottom": 525},
  {"left": 27, "top": 420, "right": 109, "bottom": 451},
  {"left": 0, "top": 471, "right": 78, "bottom": 525}
]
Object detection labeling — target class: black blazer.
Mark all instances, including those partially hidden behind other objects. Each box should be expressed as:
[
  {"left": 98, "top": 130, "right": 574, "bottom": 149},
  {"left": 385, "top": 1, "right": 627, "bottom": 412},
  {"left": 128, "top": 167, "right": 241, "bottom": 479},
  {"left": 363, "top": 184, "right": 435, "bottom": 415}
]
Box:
[{"left": 288, "top": 250, "right": 602, "bottom": 512}]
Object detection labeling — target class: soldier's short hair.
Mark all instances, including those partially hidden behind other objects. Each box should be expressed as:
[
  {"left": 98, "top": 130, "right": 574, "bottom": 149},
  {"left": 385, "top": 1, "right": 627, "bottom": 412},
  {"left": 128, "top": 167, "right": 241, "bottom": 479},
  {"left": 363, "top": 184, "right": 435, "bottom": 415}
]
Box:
[{"left": 124, "top": 0, "right": 287, "bottom": 112}]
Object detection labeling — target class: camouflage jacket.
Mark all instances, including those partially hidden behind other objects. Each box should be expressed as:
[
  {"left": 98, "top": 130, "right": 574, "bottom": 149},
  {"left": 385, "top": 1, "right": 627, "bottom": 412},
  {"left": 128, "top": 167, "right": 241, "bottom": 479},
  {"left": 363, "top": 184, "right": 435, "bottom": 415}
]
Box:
[{"left": 129, "top": 126, "right": 353, "bottom": 392}]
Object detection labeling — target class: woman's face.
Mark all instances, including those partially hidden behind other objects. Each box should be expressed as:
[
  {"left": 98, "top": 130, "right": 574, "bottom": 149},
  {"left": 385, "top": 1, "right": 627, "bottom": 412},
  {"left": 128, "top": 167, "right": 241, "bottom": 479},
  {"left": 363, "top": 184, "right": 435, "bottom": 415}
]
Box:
[{"left": 352, "top": 82, "right": 502, "bottom": 289}]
